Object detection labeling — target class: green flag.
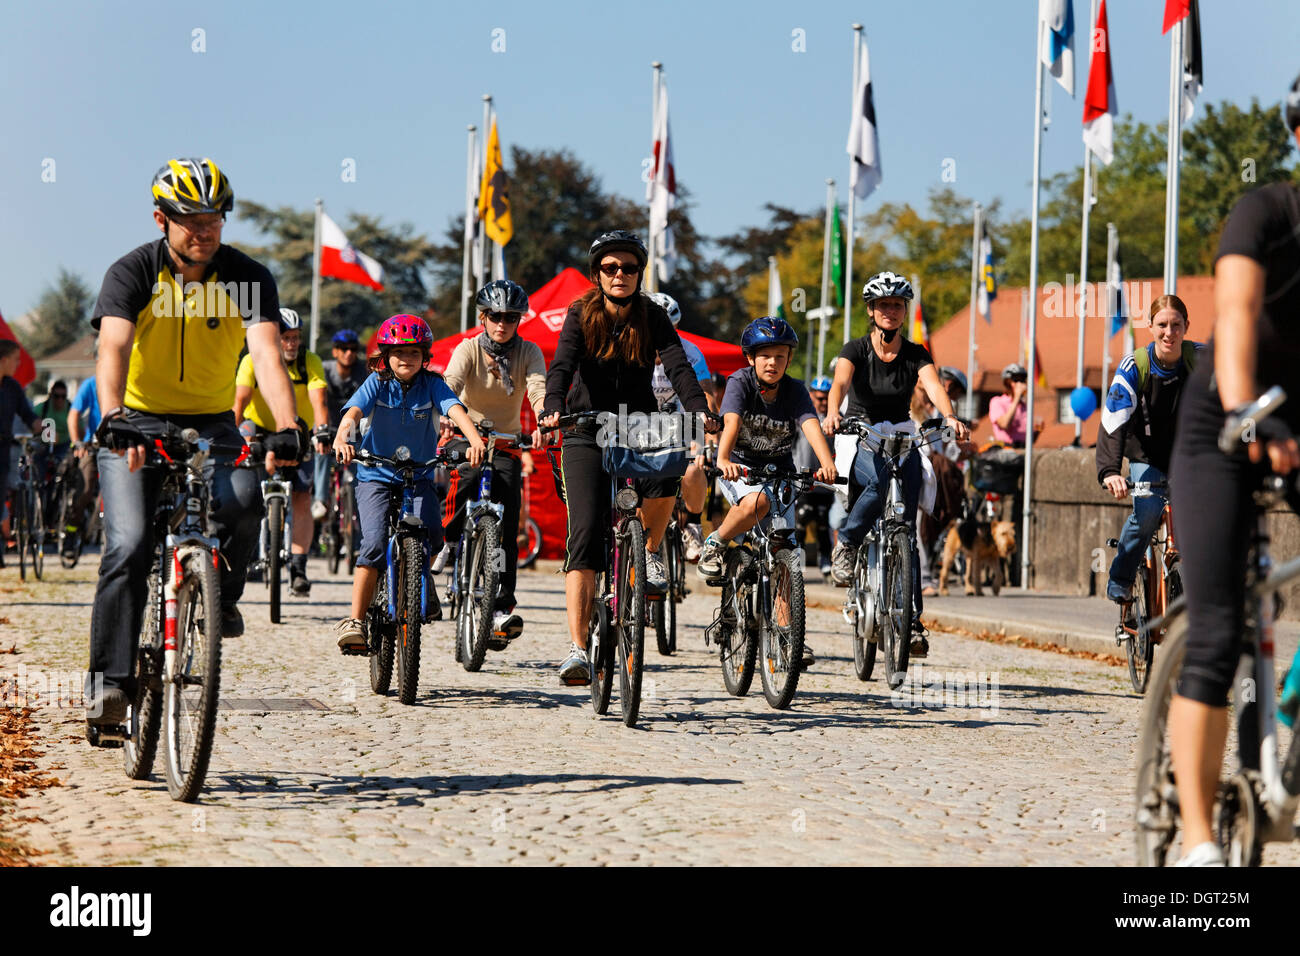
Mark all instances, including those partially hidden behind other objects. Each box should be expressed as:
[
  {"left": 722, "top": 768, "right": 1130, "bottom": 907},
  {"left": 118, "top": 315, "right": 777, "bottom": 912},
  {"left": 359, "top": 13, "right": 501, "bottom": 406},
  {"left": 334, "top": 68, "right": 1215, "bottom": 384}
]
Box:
[{"left": 830, "top": 205, "right": 844, "bottom": 307}]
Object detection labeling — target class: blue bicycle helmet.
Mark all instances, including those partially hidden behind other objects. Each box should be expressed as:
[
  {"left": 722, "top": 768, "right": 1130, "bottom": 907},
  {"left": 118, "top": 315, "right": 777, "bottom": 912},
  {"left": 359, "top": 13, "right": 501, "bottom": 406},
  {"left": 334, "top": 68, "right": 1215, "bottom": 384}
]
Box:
[
  {"left": 809, "top": 376, "right": 832, "bottom": 392},
  {"left": 332, "top": 328, "right": 361, "bottom": 347},
  {"left": 740, "top": 316, "right": 799, "bottom": 355}
]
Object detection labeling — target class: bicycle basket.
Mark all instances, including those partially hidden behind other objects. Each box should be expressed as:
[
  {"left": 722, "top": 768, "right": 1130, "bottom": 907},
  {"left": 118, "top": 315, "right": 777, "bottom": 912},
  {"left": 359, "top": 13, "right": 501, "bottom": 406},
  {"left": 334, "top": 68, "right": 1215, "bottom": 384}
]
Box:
[
  {"left": 602, "top": 442, "right": 690, "bottom": 479},
  {"left": 970, "top": 449, "right": 1022, "bottom": 494}
]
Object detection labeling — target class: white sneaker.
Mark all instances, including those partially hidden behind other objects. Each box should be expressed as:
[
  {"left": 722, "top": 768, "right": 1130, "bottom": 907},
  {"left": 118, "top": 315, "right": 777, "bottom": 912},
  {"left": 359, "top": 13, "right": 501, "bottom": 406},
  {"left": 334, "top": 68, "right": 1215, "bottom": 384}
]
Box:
[
  {"left": 431, "top": 547, "right": 450, "bottom": 574},
  {"left": 559, "top": 642, "right": 590, "bottom": 685},
  {"left": 1174, "top": 841, "right": 1225, "bottom": 867},
  {"left": 310, "top": 500, "right": 327, "bottom": 521},
  {"left": 697, "top": 534, "right": 726, "bottom": 580},
  {"left": 644, "top": 551, "right": 668, "bottom": 594},
  {"left": 683, "top": 523, "right": 705, "bottom": 563}
]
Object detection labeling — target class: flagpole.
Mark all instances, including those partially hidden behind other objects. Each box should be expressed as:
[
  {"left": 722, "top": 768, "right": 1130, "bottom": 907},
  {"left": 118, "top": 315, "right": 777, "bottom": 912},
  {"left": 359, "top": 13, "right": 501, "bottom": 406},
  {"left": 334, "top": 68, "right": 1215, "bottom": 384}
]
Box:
[
  {"left": 965, "top": 202, "right": 981, "bottom": 421},
  {"left": 1021, "top": 21, "right": 1047, "bottom": 592},
  {"left": 1162, "top": 25, "right": 1183, "bottom": 294},
  {"left": 310, "top": 198, "right": 322, "bottom": 354},
  {"left": 479, "top": 94, "right": 492, "bottom": 300},
  {"left": 1075, "top": 158, "right": 1093, "bottom": 446},
  {"left": 1103, "top": 221, "right": 1116, "bottom": 396},
  {"left": 817, "top": 178, "right": 835, "bottom": 378},
  {"left": 647, "top": 62, "right": 663, "bottom": 295},
  {"left": 461, "top": 124, "right": 477, "bottom": 333},
  {"left": 843, "top": 23, "right": 863, "bottom": 347}
]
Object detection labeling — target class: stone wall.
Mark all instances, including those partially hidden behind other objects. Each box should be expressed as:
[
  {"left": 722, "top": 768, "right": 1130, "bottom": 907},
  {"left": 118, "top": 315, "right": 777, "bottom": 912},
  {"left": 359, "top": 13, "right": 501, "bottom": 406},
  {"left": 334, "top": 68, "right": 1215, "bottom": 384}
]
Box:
[{"left": 1028, "top": 447, "right": 1300, "bottom": 620}]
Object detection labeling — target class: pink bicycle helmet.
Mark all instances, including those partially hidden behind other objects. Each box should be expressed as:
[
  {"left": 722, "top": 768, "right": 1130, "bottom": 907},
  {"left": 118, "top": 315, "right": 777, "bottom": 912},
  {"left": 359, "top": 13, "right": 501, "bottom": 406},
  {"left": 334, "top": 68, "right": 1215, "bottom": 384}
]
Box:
[{"left": 375, "top": 313, "right": 434, "bottom": 349}]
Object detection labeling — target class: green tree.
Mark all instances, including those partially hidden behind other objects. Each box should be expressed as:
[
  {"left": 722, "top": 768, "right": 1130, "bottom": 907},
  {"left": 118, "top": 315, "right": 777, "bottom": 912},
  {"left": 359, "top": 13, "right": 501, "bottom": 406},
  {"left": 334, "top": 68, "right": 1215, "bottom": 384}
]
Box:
[
  {"left": 236, "top": 201, "right": 441, "bottom": 344},
  {"left": 26, "top": 268, "right": 94, "bottom": 358}
]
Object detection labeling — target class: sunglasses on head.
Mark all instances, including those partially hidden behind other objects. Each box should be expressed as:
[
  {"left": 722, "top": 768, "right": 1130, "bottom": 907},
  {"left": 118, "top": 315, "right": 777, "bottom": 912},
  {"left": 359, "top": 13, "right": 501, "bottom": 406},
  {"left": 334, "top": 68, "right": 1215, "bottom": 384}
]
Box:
[{"left": 599, "top": 262, "right": 640, "bottom": 277}]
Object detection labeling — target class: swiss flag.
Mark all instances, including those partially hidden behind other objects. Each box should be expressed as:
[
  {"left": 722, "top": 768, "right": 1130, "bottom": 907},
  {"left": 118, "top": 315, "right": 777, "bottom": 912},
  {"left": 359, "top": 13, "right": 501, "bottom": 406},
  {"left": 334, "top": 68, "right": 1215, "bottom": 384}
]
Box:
[{"left": 320, "top": 211, "right": 384, "bottom": 292}]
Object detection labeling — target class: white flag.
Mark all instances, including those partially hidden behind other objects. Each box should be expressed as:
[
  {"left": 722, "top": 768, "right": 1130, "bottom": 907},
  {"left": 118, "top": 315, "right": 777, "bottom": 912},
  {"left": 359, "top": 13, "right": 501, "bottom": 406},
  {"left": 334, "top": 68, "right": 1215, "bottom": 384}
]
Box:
[
  {"left": 846, "top": 41, "right": 881, "bottom": 200},
  {"left": 466, "top": 131, "right": 483, "bottom": 285},
  {"left": 1039, "top": 0, "right": 1076, "bottom": 97},
  {"left": 767, "top": 257, "right": 784, "bottom": 318},
  {"left": 647, "top": 83, "right": 676, "bottom": 242},
  {"left": 658, "top": 223, "right": 677, "bottom": 283}
]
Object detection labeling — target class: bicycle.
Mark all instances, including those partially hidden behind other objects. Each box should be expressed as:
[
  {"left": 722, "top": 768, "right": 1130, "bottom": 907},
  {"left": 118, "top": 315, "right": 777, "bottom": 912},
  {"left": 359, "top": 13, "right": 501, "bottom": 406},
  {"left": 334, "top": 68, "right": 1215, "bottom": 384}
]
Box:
[
  {"left": 445, "top": 421, "right": 531, "bottom": 672},
  {"left": 653, "top": 495, "right": 689, "bottom": 657},
  {"left": 90, "top": 426, "right": 248, "bottom": 803},
  {"left": 1108, "top": 479, "right": 1180, "bottom": 695},
  {"left": 549, "top": 410, "right": 690, "bottom": 727},
  {"left": 703, "top": 463, "right": 845, "bottom": 708},
  {"left": 836, "top": 417, "right": 946, "bottom": 690},
  {"left": 11, "top": 437, "right": 50, "bottom": 581},
  {"left": 55, "top": 448, "right": 91, "bottom": 569},
  {"left": 320, "top": 440, "right": 359, "bottom": 577},
  {"left": 348, "top": 445, "right": 458, "bottom": 705},
  {"left": 1135, "top": 386, "right": 1300, "bottom": 866},
  {"left": 242, "top": 448, "right": 293, "bottom": 625},
  {"left": 517, "top": 469, "right": 542, "bottom": 570}
]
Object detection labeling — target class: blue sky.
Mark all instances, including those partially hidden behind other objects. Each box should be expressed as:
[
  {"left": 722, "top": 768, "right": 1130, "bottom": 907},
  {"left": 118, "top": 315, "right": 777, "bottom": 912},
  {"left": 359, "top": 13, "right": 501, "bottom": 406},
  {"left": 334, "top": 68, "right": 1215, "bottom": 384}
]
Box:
[{"left": 2, "top": 0, "right": 1297, "bottom": 318}]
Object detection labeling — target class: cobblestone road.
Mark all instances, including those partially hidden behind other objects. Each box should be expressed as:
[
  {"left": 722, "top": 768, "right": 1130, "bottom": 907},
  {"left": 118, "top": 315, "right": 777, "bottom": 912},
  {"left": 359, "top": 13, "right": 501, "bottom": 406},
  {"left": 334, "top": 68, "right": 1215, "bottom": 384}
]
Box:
[{"left": 5, "top": 556, "right": 1297, "bottom": 866}]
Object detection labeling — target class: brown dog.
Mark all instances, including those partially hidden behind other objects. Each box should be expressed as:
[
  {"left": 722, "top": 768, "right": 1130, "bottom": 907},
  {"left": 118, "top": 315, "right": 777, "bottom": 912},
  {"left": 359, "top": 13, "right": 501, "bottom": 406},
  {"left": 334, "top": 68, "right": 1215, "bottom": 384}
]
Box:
[{"left": 939, "top": 520, "right": 1017, "bottom": 596}]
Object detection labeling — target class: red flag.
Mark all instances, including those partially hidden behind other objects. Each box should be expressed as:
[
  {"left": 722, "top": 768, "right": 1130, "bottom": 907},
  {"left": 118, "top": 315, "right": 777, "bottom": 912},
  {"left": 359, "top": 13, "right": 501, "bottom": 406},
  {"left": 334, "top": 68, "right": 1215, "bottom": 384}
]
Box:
[
  {"left": 319, "top": 211, "right": 385, "bottom": 292},
  {"left": 0, "top": 310, "right": 35, "bottom": 387},
  {"left": 910, "top": 298, "right": 931, "bottom": 357},
  {"left": 1162, "top": 0, "right": 1190, "bottom": 34}
]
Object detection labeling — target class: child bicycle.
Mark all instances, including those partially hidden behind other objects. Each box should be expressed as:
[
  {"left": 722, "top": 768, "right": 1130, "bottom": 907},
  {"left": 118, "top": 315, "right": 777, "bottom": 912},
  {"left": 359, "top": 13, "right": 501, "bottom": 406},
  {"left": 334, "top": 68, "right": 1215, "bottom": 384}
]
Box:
[
  {"left": 443, "top": 420, "right": 531, "bottom": 672},
  {"left": 1135, "top": 386, "right": 1300, "bottom": 866},
  {"left": 319, "top": 434, "right": 360, "bottom": 576},
  {"left": 1108, "top": 478, "right": 1180, "bottom": 695},
  {"left": 836, "top": 416, "right": 947, "bottom": 690},
  {"left": 350, "top": 444, "right": 459, "bottom": 706},
  {"left": 702, "top": 462, "right": 847, "bottom": 709},
  {"left": 93, "top": 426, "right": 250, "bottom": 803}
]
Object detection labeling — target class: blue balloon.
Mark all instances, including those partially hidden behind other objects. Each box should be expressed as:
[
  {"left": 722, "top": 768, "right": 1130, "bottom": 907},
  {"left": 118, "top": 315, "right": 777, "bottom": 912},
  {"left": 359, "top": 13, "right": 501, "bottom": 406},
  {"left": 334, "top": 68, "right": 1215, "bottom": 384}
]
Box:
[{"left": 1070, "top": 386, "right": 1098, "bottom": 421}]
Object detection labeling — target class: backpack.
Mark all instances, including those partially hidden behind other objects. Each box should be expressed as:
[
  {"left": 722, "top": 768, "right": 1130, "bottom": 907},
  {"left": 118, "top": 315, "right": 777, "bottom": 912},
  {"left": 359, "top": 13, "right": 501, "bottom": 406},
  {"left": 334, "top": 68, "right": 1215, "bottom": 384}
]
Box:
[{"left": 1133, "top": 341, "right": 1198, "bottom": 393}]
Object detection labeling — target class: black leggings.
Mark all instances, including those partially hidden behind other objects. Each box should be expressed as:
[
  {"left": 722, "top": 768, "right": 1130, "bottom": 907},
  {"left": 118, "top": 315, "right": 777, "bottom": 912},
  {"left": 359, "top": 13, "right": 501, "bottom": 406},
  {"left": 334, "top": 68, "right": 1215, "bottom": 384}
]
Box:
[{"left": 1171, "top": 368, "right": 1300, "bottom": 706}]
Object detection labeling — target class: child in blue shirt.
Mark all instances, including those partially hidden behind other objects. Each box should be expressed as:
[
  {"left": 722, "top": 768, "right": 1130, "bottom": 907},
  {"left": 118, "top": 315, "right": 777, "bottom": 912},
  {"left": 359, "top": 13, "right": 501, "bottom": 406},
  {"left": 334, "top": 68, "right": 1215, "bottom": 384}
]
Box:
[{"left": 331, "top": 315, "right": 484, "bottom": 652}]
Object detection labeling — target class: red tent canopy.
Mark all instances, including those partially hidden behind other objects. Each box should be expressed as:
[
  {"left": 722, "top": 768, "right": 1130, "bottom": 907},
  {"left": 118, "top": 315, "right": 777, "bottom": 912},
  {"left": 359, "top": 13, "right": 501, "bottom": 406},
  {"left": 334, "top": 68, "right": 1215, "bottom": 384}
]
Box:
[{"left": 0, "top": 309, "right": 37, "bottom": 387}]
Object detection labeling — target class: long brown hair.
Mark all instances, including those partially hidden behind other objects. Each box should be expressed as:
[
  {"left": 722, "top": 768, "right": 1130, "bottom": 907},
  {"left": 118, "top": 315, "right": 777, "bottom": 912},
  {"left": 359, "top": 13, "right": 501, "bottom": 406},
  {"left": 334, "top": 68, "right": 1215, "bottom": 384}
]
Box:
[
  {"left": 576, "top": 288, "right": 653, "bottom": 365},
  {"left": 1148, "top": 294, "right": 1189, "bottom": 327}
]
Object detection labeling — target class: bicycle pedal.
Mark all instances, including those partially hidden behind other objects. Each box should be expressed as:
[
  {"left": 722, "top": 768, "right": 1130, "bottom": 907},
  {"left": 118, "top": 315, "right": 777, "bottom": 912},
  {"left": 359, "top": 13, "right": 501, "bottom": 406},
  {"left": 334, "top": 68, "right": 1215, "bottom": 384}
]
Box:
[
  {"left": 85, "top": 723, "right": 127, "bottom": 747},
  {"left": 560, "top": 675, "right": 591, "bottom": 687},
  {"left": 339, "top": 645, "right": 370, "bottom": 657}
]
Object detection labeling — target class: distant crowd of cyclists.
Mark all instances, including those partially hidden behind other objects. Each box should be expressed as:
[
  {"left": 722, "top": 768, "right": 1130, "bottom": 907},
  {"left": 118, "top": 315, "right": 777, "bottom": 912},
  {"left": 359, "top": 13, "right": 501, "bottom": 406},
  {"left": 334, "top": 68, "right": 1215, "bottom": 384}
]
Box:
[{"left": 5, "top": 71, "right": 1300, "bottom": 863}]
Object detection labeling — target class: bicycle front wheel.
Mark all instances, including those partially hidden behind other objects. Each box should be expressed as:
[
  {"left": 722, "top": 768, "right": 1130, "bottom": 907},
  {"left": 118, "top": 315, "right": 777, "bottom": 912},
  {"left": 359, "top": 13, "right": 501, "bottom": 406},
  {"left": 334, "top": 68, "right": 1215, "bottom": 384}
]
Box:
[
  {"left": 395, "top": 536, "right": 424, "bottom": 705},
  {"left": 163, "top": 553, "right": 222, "bottom": 802},
  {"left": 367, "top": 572, "right": 395, "bottom": 695},
  {"left": 13, "top": 491, "right": 27, "bottom": 582},
  {"left": 617, "top": 521, "right": 647, "bottom": 727},
  {"left": 589, "top": 597, "right": 614, "bottom": 715},
  {"left": 852, "top": 551, "right": 877, "bottom": 681},
  {"left": 460, "top": 517, "right": 499, "bottom": 672},
  {"left": 517, "top": 517, "right": 542, "bottom": 570},
  {"left": 324, "top": 491, "right": 341, "bottom": 576},
  {"left": 267, "top": 497, "right": 284, "bottom": 624},
  {"left": 759, "top": 549, "right": 806, "bottom": 710},
  {"left": 58, "top": 485, "right": 80, "bottom": 569},
  {"left": 29, "top": 486, "right": 45, "bottom": 580},
  {"left": 654, "top": 536, "right": 671, "bottom": 656},
  {"left": 882, "top": 527, "right": 913, "bottom": 691}
]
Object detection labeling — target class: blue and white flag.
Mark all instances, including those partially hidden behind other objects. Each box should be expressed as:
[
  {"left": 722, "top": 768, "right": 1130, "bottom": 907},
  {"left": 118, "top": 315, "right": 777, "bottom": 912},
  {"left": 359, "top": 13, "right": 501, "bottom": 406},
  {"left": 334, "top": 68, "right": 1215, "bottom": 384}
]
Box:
[
  {"left": 1039, "top": 0, "right": 1075, "bottom": 96},
  {"left": 1108, "top": 252, "right": 1127, "bottom": 339}
]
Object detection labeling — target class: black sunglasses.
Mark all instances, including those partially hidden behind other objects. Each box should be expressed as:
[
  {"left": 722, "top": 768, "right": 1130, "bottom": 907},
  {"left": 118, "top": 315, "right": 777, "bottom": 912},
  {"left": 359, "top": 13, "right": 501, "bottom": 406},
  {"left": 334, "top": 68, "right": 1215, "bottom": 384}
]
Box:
[
  {"left": 485, "top": 312, "right": 522, "bottom": 325},
  {"left": 335, "top": 345, "right": 358, "bottom": 353},
  {"left": 599, "top": 262, "right": 640, "bottom": 277}
]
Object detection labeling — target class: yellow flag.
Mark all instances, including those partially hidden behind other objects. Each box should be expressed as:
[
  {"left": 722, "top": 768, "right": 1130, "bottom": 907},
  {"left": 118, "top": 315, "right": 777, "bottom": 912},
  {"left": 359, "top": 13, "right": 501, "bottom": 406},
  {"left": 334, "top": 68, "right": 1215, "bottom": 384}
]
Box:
[{"left": 477, "top": 119, "right": 513, "bottom": 246}]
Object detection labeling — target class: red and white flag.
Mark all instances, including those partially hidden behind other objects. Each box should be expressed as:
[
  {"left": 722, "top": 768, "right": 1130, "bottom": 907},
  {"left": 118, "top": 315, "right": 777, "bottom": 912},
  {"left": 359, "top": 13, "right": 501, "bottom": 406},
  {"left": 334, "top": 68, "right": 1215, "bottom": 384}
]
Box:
[
  {"left": 320, "top": 211, "right": 384, "bottom": 292},
  {"left": 647, "top": 83, "right": 677, "bottom": 280},
  {"left": 1082, "top": 0, "right": 1117, "bottom": 165}
]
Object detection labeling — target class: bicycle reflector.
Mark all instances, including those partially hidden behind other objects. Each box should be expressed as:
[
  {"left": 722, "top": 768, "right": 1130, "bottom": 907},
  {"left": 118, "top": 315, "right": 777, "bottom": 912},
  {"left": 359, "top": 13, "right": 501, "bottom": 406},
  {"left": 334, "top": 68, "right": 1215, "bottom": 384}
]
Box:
[
  {"left": 891, "top": 501, "right": 906, "bottom": 516},
  {"left": 615, "top": 486, "right": 640, "bottom": 512},
  {"left": 394, "top": 445, "right": 411, "bottom": 462}
]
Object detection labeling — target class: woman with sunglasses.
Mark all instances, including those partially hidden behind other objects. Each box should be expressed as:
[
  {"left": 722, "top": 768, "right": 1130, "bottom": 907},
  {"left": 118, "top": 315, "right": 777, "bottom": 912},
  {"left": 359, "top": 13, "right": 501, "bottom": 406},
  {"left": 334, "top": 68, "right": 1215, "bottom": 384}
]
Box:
[
  {"left": 540, "top": 230, "right": 718, "bottom": 685},
  {"left": 440, "top": 279, "right": 548, "bottom": 645}
]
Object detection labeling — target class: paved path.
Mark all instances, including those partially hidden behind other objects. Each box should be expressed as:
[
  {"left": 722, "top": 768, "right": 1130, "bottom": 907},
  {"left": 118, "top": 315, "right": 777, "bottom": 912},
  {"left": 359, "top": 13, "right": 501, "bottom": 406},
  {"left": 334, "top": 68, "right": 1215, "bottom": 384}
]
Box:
[{"left": 4, "top": 556, "right": 1297, "bottom": 866}]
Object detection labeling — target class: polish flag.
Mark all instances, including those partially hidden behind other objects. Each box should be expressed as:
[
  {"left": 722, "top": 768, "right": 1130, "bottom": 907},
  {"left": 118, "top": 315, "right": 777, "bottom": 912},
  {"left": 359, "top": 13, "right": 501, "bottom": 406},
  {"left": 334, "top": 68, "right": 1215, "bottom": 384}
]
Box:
[
  {"left": 1082, "top": 0, "right": 1117, "bottom": 165},
  {"left": 320, "top": 211, "right": 384, "bottom": 291}
]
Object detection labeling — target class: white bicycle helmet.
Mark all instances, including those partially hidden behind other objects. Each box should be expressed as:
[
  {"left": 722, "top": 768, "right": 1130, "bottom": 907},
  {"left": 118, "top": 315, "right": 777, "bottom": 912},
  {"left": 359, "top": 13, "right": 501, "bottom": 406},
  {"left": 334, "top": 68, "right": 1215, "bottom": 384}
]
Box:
[
  {"left": 278, "top": 308, "right": 302, "bottom": 331},
  {"left": 862, "top": 271, "right": 914, "bottom": 303},
  {"left": 648, "top": 292, "right": 682, "bottom": 326}
]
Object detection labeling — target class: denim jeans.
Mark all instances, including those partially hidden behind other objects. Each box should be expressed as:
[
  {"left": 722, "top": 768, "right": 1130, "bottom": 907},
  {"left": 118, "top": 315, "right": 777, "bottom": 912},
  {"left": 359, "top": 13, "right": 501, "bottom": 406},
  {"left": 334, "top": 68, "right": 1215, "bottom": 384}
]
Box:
[
  {"left": 354, "top": 479, "right": 443, "bottom": 568},
  {"left": 1108, "top": 461, "right": 1168, "bottom": 601},
  {"left": 89, "top": 412, "right": 263, "bottom": 694},
  {"left": 313, "top": 452, "right": 330, "bottom": 505}
]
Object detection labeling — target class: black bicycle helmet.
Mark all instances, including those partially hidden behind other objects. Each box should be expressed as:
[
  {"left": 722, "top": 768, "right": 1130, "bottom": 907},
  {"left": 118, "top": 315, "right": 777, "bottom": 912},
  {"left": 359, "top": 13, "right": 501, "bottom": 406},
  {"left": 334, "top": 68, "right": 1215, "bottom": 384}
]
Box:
[
  {"left": 475, "top": 279, "right": 529, "bottom": 315},
  {"left": 151, "top": 158, "right": 234, "bottom": 217},
  {"left": 1286, "top": 73, "right": 1300, "bottom": 134},
  {"left": 588, "top": 230, "right": 648, "bottom": 275}
]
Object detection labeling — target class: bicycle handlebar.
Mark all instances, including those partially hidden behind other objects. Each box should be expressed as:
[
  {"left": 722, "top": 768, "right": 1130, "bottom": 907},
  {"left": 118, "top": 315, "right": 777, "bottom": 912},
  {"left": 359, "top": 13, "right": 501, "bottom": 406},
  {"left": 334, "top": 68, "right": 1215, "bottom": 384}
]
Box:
[
  {"left": 354, "top": 446, "right": 461, "bottom": 472},
  {"left": 1219, "top": 386, "right": 1288, "bottom": 454}
]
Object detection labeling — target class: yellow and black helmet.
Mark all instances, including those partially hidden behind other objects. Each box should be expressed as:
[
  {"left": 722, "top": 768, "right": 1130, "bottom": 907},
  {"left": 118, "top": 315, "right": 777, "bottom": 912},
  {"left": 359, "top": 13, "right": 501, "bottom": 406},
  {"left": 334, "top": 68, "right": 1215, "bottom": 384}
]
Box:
[{"left": 151, "top": 158, "right": 234, "bottom": 217}]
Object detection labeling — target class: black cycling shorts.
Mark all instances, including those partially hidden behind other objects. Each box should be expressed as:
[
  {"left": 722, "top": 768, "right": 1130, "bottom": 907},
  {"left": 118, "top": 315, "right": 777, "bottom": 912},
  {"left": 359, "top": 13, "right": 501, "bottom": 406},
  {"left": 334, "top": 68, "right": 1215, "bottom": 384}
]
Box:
[
  {"left": 1171, "top": 362, "right": 1300, "bottom": 706},
  {"left": 559, "top": 435, "right": 679, "bottom": 573}
]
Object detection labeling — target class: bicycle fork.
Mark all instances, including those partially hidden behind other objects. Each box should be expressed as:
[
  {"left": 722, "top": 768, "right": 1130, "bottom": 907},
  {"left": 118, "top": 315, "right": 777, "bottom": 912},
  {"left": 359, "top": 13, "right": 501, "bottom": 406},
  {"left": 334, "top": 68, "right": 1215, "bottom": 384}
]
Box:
[{"left": 162, "top": 534, "right": 220, "bottom": 680}]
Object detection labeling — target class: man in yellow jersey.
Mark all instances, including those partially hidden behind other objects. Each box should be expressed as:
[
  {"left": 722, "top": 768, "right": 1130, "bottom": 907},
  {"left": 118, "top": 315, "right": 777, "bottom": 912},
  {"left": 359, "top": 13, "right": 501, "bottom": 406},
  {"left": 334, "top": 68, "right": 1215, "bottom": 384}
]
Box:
[
  {"left": 234, "top": 308, "right": 330, "bottom": 596},
  {"left": 88, "top": 158, "right": 302, "bottom": 726}
]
